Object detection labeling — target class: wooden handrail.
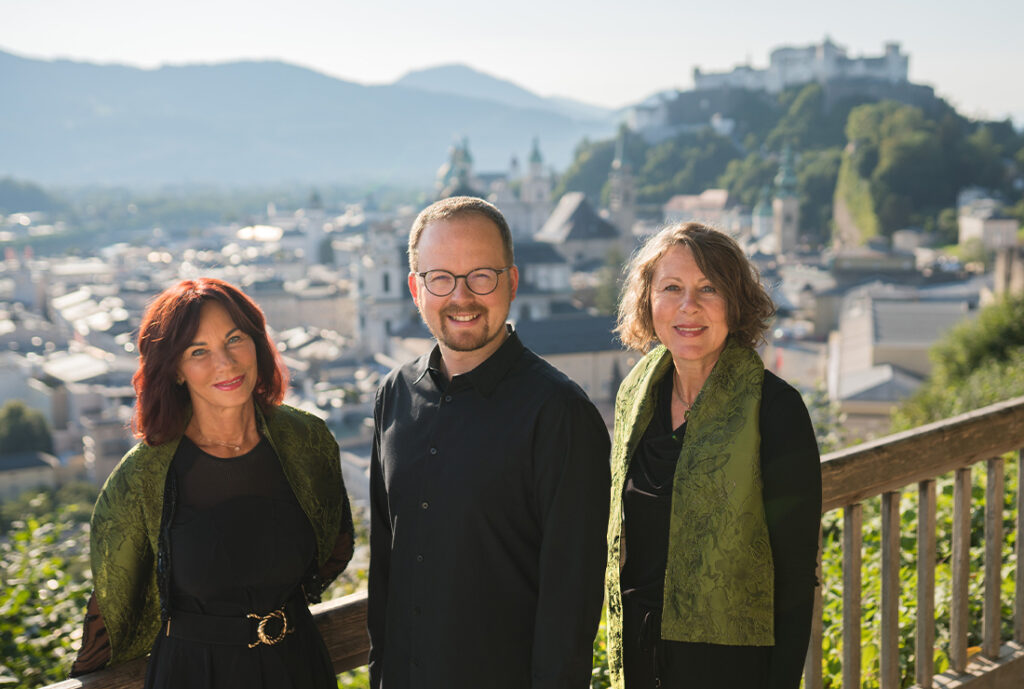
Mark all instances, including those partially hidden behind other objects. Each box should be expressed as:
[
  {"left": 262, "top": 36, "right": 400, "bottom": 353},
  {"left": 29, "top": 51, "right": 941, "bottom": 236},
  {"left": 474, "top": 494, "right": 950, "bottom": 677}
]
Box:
[
  {"left": 820, "top": 395, "right": 1024, "bottom": 512},
  {"left": 43, "top": 395, "right": 1024, "bottom": 689}
]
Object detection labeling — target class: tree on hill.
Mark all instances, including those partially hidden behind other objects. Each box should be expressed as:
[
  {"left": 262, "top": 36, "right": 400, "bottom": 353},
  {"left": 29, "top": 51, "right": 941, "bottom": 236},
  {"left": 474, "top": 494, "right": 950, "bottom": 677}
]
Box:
[
  {"left": 0, "top": 401, "right": 54, "bottom": 455},
  {"left": 892, "top": 295, "right": 1024, "bottom": 430},
  {"left": 634, "top": 129, "right": 739, "bottom": 204},
  {"left": 0, "top": 177, "right": 64, "bottom": 214},
  {"left": 838, "top": 101, "right": 1024, "bottom": 241}
]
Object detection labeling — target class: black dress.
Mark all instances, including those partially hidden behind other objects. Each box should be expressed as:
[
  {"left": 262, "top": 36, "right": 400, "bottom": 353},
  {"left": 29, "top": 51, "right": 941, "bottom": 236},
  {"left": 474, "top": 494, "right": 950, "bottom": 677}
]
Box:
[{"left": 144, "top": 436, "right": 336, "bottom": 689}]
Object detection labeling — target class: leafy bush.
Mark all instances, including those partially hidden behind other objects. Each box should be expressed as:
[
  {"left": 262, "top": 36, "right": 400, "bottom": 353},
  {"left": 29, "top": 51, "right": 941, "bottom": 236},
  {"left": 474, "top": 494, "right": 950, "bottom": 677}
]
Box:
[{"left": 0, "top": 511, "right": 92, "bottom": 688}]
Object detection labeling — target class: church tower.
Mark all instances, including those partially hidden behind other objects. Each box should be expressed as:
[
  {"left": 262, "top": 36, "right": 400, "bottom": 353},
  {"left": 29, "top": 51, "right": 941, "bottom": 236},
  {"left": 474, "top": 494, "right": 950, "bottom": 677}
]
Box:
[
  {"left": 772, "top": 146, "right": 800, "bottom": 254},
  {"left": 607, "top": 128, "right": 636, "bottom": 235},
  {"left": 752, "top": 186, "right": 773, "bottom": 239},
  {"left": 519, "top": 137, "right": 553, "bottom": 236}
]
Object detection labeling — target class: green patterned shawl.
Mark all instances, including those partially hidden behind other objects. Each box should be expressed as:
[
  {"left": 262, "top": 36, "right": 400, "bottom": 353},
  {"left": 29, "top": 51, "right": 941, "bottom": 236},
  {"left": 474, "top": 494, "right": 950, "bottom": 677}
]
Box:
[
  {"left": 89, "top": 404, "right": 344, "bottom": 666},
  {"left": 605, "top": 340, "right": 773, "bottom": 687}
]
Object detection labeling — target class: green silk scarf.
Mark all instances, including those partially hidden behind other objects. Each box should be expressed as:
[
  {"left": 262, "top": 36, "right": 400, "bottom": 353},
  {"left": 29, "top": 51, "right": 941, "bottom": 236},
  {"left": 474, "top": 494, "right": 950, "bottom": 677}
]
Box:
[
  {"left": 606, "top": 339, "right": 773, "bottom": 687},
  {"left": 89, "top": 403, "right": 344, "bottom": 666}
]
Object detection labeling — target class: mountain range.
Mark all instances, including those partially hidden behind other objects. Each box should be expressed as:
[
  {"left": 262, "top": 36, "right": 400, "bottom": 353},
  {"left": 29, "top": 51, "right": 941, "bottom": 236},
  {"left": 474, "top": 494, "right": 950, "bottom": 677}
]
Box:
[{"left": 0, "top": 50, "right": 618, "bottom": 187}]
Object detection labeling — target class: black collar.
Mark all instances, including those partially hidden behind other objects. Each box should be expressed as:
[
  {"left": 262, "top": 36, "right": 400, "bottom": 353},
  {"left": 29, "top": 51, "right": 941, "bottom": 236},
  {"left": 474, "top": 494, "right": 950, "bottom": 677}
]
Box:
[{"left": 413, "top": 324, "right": 524, "bottom": 398}]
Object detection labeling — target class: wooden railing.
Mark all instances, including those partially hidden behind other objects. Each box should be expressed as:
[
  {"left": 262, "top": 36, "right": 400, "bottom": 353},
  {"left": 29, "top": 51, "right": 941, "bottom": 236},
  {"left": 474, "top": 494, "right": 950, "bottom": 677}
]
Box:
[
  {"left": 804, "top": 394, "right": 1024, "bottom": 689},
  {"left": 48, "top": 395, "right": 1024, "bottom": 689}
]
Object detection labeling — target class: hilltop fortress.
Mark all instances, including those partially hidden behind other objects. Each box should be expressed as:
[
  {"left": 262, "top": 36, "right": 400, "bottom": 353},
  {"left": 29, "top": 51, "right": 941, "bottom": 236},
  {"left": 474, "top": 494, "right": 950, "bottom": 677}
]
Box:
[
  {"left": 693, "top": 38, "right": 908, "bottom": 93},
  {"left": 631, "top": 38, "right": 936, "bottom": 142}
]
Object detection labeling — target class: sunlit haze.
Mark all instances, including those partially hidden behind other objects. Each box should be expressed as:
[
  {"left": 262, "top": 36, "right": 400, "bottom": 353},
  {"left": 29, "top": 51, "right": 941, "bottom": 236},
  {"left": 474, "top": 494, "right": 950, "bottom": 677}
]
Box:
[{"left": 4, "top": 0, "right": 1021, "bottom": 123}]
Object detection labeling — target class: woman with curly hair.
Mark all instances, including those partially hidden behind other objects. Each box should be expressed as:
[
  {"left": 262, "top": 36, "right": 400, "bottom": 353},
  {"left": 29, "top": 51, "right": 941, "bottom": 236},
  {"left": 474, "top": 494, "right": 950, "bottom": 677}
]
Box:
[{"left": 606, "top": 223, "right": 821, "bottom": 689}]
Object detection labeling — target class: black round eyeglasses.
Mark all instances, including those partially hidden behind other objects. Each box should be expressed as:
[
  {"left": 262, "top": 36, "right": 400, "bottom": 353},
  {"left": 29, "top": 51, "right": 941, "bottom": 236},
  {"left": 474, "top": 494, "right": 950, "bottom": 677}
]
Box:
[{"left": 416, "top": 267, "right": 511, "bottom": 297}]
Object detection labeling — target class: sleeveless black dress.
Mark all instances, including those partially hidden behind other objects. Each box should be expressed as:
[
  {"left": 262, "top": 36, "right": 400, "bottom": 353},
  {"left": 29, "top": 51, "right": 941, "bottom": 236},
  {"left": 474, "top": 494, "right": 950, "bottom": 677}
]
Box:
[{"left": 144, "top": 436, "right": 336, "bottom": 689}]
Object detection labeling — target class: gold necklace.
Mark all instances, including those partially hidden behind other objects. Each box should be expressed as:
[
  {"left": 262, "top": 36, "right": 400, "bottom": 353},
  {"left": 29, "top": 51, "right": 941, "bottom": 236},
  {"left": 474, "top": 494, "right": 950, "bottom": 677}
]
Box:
[
  {"left": 672, "top": 384, "right": 696, "bottom": 411},
  {"left": 195, "top": 436, "right": 243, "bottom": 453}
]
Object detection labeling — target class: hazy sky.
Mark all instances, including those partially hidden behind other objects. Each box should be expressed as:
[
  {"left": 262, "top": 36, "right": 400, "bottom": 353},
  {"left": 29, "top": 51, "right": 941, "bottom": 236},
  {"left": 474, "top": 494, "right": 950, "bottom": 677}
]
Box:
[{"left": 4, "top": 0, "right": 1021, "bottom": 123}]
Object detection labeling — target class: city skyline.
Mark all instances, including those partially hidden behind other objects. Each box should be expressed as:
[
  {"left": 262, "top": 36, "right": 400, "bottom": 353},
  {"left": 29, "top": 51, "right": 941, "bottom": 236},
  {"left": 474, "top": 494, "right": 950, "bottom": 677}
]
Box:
[{"left": 4, "top": 0, "right": 1022, "bottom": 124}]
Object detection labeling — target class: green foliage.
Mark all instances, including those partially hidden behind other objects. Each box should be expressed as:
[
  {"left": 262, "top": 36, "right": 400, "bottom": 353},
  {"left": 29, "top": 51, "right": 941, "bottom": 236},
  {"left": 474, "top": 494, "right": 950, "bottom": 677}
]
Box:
[
  {"left": 930, "top": 295, "right": 1024, "bottom": 385},
  {"left": 835, "top": 152, "right": 880, "bottom": 240},
  {"left": 0, "top": 502, "right": 93, "bottom": 688},
  {"left": 1, "top": 482, "right": 98, "bottom": 535},
  {"left": 592, "top": 248, "right": 626, "bottom": 316},
  {"left": 717, "top": 153, "right": 778, "bottom": 209},
  {"left": 796, "top": 148, "right": 843, "bottom": 244},
  {"left": 0, "top": 400, "right": 54, "bottom": 455},
  {"left": 892, "top": 295, "right": 1024, "bottom": 431},
  {"left": 936, "top": 207, "right": 959, "bottom": 246},
  {"left": 634, "top": 130, "right": 739, "bottom": 204},
  {"left": 837, "top": 102, "right": 1024, "bottom": 241},
  {"left": 556, "top": 127, "right": 647, "bottom": 204}
]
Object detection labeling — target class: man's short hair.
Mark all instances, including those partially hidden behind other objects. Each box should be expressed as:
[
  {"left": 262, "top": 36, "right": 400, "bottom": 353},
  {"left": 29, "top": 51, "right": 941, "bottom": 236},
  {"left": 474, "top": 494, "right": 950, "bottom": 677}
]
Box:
[{"left": 408, "top": 196, "right": 514, "bottom": 272}]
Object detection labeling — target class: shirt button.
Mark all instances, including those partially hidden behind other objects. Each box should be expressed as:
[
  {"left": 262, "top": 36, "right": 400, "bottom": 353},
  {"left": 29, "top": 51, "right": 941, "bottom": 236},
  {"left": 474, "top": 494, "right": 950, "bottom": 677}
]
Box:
[
  {"left": 429, "top": 447, "right": 438, "bottom": 456},
  {"left": 421, "top": 501, "right": 429, "bottom": 510},
  {"left": 416, "top": 554, "right": 424, "bottom": 562},
  {"left": 444, "top": 394, "right": 452, "bottom": 403}
]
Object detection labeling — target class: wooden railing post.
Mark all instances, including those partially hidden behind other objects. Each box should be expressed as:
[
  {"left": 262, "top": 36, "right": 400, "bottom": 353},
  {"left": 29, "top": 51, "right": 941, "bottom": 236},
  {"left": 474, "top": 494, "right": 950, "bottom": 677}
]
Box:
[
  {"left": 843, "top": 503, "right": 862, "bottom": 689},
  {"left": 983, "top": 457, "right": 1005, "bottom": 659},
  {"left": 881, "top": 491, "right": 901, "bottom": 689},
  {"left": 1016, "top": 449, "right": 1024, "bottom": 645},
  {"left": 917, "top": 479, "right": 937, "bottom": 688},
  {"left": 951, "top": 466, "right": 972, "bottom": 674}
]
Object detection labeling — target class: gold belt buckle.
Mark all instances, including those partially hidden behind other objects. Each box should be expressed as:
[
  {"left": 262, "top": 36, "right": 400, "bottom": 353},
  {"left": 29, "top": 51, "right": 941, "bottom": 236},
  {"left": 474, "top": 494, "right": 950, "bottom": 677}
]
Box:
[{"left": 246, "top": 607, "right": 293, "bottom": 648}]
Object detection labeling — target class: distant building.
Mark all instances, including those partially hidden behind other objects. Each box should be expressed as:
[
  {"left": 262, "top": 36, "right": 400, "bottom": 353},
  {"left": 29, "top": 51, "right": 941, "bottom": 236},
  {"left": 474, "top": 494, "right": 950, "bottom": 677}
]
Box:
[
  {"left": 435, "top": 137, "right": 554, "bottom": 239},
  {"left": 512, "top": 242, "right": 576, "bottom": 321},
  {"left": 535, "top": 193, "right": 622, "bottom": 270},
  {"left": 245, "top": 276, "right": 357, "bottom": 337},
  {"left": 829, "top": 245, "right": 917, "bottom": 286},
  {"left": 353, "top": 224, "right": 414, "bottom": 357},
  {"left": 516, "top": 314, "right": 633, "bottom": 418},
  {"left": 606, "top": 131, "right": 637, "bottom": 234},
  {"left": 827, "top": 283, "right": 981, "bottom": 434},
  {"left": 630, "top": 39, "right": 934, "bottom": 144},
  {"left": 958, "top": 198, "right": 1020, "bottom": 250},
  {"left": 0, "top": 451, "right": 60, "bottom": 500},
  {"left": 994, "top": 247, "right": 1024, "bottom": 297},
  {"left": 773, "top": 147, "right": 800, "bottom": 254},
  {"left": 662, "top": 189, "right": 739, "bottom": 231},
  {"left": 693, "top": 38, "right": 908, "bottom": 94}
]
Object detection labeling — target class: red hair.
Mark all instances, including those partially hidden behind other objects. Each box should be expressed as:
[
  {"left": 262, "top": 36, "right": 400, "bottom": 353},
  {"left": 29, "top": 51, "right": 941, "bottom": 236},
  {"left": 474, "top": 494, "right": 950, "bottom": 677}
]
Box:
[{"left": 131, "top": 278, "right": 289, "bottom": 445}]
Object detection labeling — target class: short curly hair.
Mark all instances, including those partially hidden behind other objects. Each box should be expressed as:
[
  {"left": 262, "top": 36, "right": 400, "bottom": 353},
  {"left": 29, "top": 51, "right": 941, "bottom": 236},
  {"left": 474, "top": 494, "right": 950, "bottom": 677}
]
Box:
[{"left": 615, "top": 222, "right": 775, "bottom": 352}]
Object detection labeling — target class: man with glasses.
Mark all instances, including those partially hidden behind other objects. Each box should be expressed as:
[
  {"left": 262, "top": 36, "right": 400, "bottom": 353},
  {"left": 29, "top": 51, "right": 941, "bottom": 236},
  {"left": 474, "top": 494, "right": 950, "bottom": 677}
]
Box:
[{"left": 368, "top": 196, "right": 610, "bottom": 689}]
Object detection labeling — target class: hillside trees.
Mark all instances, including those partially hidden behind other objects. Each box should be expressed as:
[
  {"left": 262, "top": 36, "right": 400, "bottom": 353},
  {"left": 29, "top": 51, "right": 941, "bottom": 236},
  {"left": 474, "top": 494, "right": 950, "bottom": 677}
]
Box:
[
  {"left": 0, "top": 177, "right": 64, "bottom": 214},
  {"left": 558, "top": 82, "right": 1023, "bottom": 247},
  {"left": 892, "top": 294, "right": 1024, "bottom": 430},
  {"left": 838, "top": 103, "right": 1024, "bottom": 240},
  {"left": 0, "top": 400, "right": 54, "bottom": 454}
]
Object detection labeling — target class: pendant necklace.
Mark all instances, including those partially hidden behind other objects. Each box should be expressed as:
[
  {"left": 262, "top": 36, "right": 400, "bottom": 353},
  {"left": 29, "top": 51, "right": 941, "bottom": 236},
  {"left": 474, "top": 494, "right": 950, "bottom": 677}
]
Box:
[{"left": 672, "top": 384, "right": 697, "bottom": 421}]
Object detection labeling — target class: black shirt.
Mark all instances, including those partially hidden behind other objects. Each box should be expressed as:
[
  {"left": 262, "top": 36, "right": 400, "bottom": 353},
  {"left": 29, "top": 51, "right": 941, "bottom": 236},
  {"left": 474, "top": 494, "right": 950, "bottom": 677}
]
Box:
[{"left": 368, "top": 330, "right": 611, "bottom": 689}]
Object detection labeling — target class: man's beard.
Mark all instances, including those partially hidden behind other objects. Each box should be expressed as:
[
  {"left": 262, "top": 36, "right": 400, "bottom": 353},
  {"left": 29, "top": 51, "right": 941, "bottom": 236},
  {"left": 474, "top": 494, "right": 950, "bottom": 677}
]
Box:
[{"left": 425, "top": 305, "right": 503, "bottom": 353}]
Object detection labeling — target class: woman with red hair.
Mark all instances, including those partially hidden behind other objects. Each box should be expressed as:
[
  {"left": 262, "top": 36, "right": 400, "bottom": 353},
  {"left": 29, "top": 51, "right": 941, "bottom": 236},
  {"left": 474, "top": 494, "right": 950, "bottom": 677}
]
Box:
[{"left": 71, "top": 278, "right": 353, "bottom": 688}]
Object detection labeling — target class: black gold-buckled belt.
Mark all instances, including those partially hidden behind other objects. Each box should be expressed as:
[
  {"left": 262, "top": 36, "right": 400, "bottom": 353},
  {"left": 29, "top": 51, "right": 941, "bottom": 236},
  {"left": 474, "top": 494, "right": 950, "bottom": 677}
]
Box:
[{"left": 164, "top": 596, "right": 307, "bottom": 648}]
